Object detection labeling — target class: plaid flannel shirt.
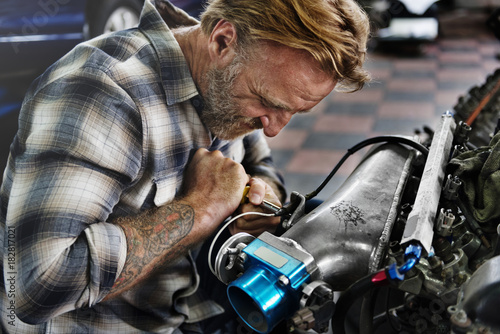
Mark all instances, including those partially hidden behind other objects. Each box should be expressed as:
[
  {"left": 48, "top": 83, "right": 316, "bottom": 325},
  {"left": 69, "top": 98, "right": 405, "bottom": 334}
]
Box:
[{"left": 0, "top": 1, "right": 284, "bottom": 332}]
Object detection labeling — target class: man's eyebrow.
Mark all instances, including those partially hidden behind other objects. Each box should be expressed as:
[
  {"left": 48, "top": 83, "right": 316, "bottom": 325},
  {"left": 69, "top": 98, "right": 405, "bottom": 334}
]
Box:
[
  {"left": 261, "top": 95, "right": 312, "bottom": 114},
  {"left": 261, "top": 95, "right": 292, "bottom": 111}
]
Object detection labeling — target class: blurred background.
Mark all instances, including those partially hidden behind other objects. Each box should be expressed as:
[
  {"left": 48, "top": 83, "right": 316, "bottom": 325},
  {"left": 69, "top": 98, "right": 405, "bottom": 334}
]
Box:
[{"left": 0, "top": 0, "right": 499, "bottom": 200}]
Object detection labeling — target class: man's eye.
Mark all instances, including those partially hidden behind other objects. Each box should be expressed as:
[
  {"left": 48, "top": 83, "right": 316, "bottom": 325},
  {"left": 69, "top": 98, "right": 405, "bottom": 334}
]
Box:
[{"left": 261, "top": 99, "right": 278, "bottom": 110}]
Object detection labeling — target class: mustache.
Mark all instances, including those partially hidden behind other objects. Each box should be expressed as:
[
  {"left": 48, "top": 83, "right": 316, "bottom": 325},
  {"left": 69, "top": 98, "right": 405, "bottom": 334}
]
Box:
[{"left": 244, "top": 117, "right": 263, "bottom": 130}]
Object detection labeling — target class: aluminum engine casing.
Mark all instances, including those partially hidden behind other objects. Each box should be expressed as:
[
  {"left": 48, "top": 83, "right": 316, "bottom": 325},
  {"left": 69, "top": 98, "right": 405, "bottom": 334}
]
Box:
[{"left": 282, "top": 142, "right": 416, "bottom": 290}]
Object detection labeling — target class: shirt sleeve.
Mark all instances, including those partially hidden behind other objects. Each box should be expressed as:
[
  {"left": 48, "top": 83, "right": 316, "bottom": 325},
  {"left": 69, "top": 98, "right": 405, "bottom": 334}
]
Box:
[
  {"left": 2, "top": 64, "right": 143, "bottom": 324},
  {"left": 241, "top": 130, "right": 286, "bottom": 201}
]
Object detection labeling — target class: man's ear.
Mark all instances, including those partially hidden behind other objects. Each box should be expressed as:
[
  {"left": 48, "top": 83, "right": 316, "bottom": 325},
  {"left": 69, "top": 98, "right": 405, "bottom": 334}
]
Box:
[{"left": 208, "top": 20, "right": 238, "bottom": 68}]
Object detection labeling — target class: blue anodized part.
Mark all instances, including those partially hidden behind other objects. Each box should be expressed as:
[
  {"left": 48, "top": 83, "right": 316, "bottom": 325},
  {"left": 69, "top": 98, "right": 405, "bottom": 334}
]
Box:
[{"left": 227, "top": 238, "right": 311, "bottom": 334}]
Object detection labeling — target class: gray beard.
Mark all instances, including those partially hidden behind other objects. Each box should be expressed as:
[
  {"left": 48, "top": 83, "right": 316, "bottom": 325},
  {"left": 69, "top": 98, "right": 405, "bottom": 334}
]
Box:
[{"left": 200, "top": 54, "right": 261, "bottom": 140}]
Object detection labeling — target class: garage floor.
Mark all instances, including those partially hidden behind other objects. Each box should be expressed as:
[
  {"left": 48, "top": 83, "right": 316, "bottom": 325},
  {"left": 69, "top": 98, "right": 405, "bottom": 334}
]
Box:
[{"left": 266, "top": 7, "right": 500, "bottom": 202}]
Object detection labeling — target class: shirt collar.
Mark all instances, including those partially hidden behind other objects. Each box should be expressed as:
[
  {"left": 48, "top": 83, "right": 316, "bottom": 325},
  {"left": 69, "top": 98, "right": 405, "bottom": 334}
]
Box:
[{"left": 138, "top": 0, "right": 200, "bottom": 106}]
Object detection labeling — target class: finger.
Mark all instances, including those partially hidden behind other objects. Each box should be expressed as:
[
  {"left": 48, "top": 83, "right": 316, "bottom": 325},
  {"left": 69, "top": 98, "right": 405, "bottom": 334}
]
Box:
[
  {"left": 189, "top": 148, "right": 208, "bottom": 164},
  {"left": 247, "top": 178, "right": 267, "bottom": 205}
]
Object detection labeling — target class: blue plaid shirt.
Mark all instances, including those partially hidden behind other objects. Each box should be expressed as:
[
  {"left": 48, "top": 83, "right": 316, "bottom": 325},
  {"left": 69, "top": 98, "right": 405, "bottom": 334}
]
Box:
[{"left": 0, "top": 1, "right": 284, "bottom": 332}]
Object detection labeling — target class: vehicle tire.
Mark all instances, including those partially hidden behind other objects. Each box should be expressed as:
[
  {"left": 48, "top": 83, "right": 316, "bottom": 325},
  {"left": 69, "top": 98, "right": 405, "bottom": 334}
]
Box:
[
  {"left": 453, "top": 69, "right": 500, "bottom": 148},
  {"left": 87, "top": 0, "right": 143, "bottom": 38}
]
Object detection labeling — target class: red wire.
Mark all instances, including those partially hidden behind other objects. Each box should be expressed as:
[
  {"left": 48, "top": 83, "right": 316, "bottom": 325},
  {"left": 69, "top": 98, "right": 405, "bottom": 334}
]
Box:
[
  {"left": 371, "top": 270, "right": 389, "bottom": 286},
  {"left": 465, "top": 79, "right": 500, "bottom": 126}
]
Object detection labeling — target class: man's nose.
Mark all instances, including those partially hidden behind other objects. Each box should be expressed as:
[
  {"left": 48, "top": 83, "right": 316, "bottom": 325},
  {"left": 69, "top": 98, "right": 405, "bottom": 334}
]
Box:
[{"left": 263, "top": 111, "right": 292, "bottom": 137}]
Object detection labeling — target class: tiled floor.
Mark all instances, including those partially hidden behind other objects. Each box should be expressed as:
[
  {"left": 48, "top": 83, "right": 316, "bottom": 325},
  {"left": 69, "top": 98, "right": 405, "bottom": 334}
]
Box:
[{"left": 267, "top": 8, "right": 500, "bottom": 201}]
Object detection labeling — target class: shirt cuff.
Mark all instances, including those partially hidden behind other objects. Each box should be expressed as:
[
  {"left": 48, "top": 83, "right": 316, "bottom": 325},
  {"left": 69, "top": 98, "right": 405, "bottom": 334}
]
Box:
[{"left": 84, "top": 222, "right": 128, "bottom": 305}]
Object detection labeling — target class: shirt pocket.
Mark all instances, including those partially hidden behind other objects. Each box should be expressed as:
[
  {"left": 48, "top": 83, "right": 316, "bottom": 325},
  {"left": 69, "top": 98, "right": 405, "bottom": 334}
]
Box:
[{"left": 153, "top": 173, "right": 183, "bottom": 207}]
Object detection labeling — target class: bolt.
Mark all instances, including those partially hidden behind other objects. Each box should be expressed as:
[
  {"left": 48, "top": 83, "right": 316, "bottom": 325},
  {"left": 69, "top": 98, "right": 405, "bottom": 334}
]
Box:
[
  {"left": 400, "top": 203, "right": 413, "bottom": 216},
  {"left": 434, "top": 237, "right": 455, "bottom": 264},
  {"left": 428, "top": 256, "right": 443, "bottom": 274},
  {"left": 390, "top": 241, "right": 402, "bottom": 253},
  {"left": 451, "top": 310, "right": 471, "bottom": 328},
  {"left": 237, "top": 253, "right": 247, "bottom": 264},
  {"left": 278, "top": 275, "right": 290, "bottom": 286}
]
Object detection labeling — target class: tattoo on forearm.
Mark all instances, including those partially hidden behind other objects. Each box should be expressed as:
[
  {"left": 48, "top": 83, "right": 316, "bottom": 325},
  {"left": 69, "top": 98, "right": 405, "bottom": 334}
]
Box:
[{"left": 113, "top": 203, "right": 195, "bottom": 290}]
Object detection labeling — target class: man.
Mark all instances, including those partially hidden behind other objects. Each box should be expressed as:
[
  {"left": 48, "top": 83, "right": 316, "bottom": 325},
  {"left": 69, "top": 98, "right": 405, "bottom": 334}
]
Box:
[{"left": 0, "top": 0, "right": 370, "bottom": 332}]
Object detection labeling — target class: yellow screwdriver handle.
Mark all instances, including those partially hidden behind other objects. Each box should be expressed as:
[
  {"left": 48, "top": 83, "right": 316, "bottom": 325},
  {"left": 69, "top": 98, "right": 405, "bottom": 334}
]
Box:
[{"left": 241, "top": 186, "right": 251, "bottom": 204}]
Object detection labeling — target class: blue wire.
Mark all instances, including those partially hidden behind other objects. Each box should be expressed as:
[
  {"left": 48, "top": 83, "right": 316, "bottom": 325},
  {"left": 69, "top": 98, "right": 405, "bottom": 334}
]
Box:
[
  {"left": 398, "top": 257, "right": 418, "bottom": 274},
  {"left": 397, "top": 244, "right": 422, "bottom": 276}
]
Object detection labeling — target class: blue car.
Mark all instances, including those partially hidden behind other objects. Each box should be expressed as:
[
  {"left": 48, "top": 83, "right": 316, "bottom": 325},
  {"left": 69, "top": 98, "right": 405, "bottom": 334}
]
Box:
[
  {"left": 0, "top": 0, "right": 204, "bottom": 84},
  {"left": 0, "top": 0, "right": 145, "bottom": 115},
  {"left": 0, "top": 0, "right": 205, "bottom": 114},
  {"left": 0, "top": 0, "right": 204, "bottom": 177}
]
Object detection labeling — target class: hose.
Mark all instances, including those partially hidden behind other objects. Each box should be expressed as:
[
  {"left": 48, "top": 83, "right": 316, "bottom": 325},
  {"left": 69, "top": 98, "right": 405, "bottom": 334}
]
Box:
[{"left": 305, "top": 135, "right": 429, "bottom": 201}]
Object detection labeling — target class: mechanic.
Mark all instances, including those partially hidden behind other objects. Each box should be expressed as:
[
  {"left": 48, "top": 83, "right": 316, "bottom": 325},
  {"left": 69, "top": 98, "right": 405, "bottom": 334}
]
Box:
[{"left": 0, "top": 0, "right": 370, "bottom": 332}]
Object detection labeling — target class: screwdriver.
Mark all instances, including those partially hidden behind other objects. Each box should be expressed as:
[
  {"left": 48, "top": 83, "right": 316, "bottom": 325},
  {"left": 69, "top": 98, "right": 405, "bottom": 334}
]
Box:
[{"left": 241, "top": 186, "right": 282, "bottom": 213}]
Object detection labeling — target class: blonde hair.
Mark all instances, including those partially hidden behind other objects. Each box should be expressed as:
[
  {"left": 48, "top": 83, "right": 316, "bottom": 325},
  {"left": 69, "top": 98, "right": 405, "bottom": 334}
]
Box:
[{"left": 200, "top": 0, "right": 371, "bottom": 92}]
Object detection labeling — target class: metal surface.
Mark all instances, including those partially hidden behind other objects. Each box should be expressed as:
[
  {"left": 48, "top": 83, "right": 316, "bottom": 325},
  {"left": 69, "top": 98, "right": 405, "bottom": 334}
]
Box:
[
  {"left": 258, "top": 232, "right": 317, "bottom": 276},
  {"left": 461, "top": 255, "right": 500, "bottom": 330},
  {"left": 214, "top": 232, "right": 255, "bottom": 284},
  {"left": 401, "top": 112, "right": 456, "bottom": 254},
  {"left": 282, "top": 191, "right": 307, "bottom": 230},
  {"left": 281, "top": 142, "right": 415, "bottom": 290}
]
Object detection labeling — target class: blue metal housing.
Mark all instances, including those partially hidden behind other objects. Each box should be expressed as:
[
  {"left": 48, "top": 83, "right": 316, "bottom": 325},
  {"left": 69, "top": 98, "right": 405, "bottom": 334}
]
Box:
[{"left": 227, "top": 238, "right": 310, "bottom": 333}]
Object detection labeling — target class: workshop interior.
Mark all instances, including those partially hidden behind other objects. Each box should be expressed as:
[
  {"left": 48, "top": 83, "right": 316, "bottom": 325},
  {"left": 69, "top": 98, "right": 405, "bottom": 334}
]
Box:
[{"left": 1, "top": 0, "right": 500, "bottom": 333}]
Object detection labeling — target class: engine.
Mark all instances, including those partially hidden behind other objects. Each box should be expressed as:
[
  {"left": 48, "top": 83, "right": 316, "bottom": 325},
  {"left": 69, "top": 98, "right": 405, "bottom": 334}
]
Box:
[{"left": 212, "top": 70, "right": 500, "bottom": 334}]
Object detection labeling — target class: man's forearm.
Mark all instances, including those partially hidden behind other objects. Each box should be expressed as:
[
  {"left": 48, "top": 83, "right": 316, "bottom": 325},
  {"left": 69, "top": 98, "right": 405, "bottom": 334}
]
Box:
[{"left": 104, "top": 200, "right": 198, "bottom": 300}]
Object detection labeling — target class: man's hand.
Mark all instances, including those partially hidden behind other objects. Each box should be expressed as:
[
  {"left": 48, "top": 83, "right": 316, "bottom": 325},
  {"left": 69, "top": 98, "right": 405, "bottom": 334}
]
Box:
[
  {"left": 229, "top": 177, "right": 282, "bottom": 236},
  {"left": 182, "top": 148, "right": 250, "bottom": 232}
]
